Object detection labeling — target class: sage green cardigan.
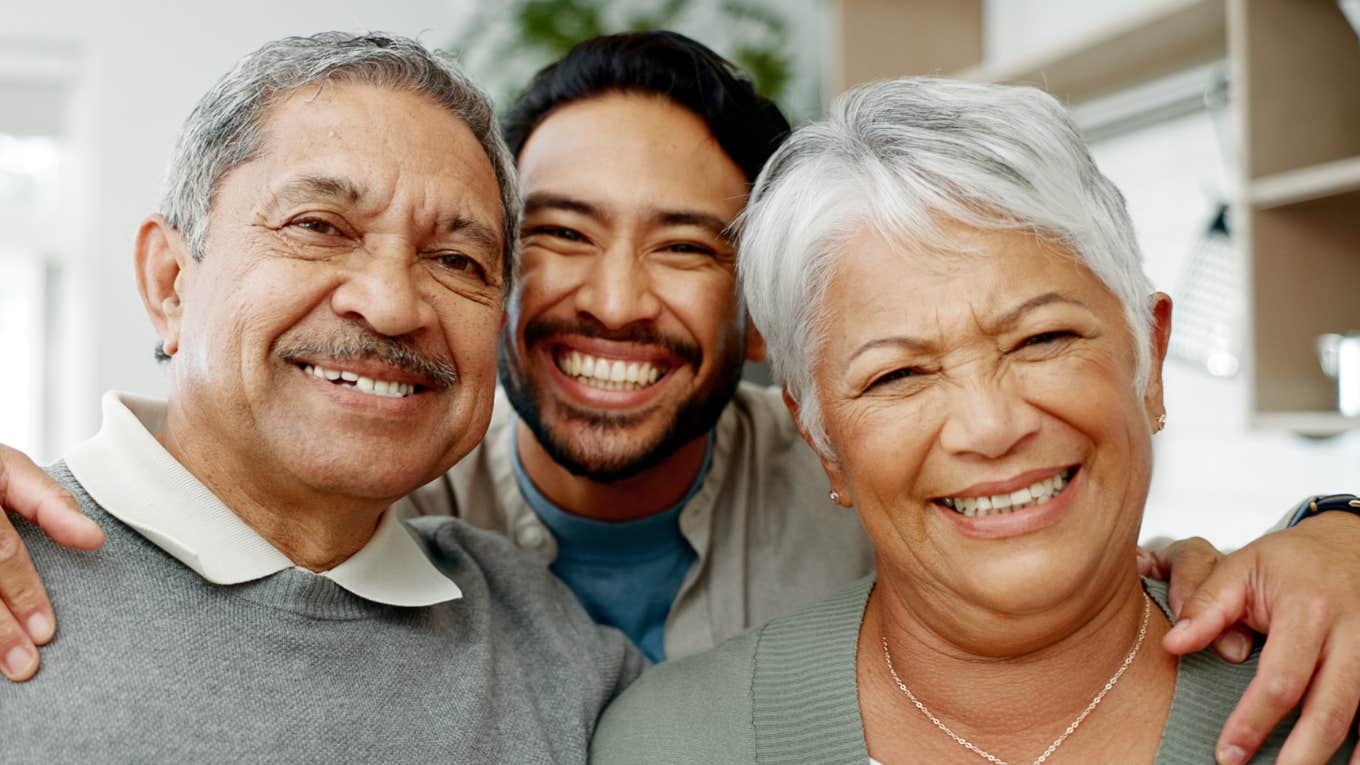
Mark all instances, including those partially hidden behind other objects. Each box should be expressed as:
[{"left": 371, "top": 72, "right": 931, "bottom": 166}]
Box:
[{"left": 590, "top": 578, "right": 1355, "bottom": 764}]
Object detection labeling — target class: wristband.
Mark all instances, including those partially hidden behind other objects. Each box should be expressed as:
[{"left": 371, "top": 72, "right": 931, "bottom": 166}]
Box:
[{"left": 1286, "top": 493, "right": 1360, "bottom": 527}]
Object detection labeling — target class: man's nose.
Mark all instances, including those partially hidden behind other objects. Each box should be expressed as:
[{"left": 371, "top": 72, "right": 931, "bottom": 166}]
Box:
[
  {"left": 937, "top": 375, "right": 1042, "bottom": 460},
  {"left": 330, "top": 241, "right": 436, "bottom": 337},
  {"left": 571, "top": 245, "right": 662, "bottom": 329}
]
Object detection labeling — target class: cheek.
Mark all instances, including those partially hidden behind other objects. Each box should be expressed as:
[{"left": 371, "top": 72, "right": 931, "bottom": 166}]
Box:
[
  {"left": 826, "top": 398, "right": 933, "bottom": 502},
  {"left": 442, "top": 301, "right": 504, "bottom": 377},
  {"left": 660, "top": 270, "right": 740, "bottom": 339},
  {"left": 516, "top": 251, "right": 582, "bottom": 316}
]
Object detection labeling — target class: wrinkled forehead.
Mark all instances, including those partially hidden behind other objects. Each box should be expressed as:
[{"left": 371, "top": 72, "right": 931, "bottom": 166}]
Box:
[{"left": 252, "top": 84, "right": 502, "bottom": 218}]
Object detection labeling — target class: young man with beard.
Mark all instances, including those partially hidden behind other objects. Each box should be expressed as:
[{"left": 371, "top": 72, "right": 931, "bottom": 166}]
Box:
[{"left": 3, "top": 30, "right": 1360, "bottom": 763}]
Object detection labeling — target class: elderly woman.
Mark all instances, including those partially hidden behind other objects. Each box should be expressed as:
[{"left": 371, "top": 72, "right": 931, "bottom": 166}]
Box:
[{"left": 590, "top": 78, "right": 1357, "bottom": 764}]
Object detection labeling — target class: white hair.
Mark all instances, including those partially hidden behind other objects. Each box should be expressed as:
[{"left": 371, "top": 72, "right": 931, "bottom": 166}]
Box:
[
  {"left": 161, "top": 32, "right": 520, "bottom": 284},
  {"left": 738, "top": 77, "right": 1154, "bottom": 454}
]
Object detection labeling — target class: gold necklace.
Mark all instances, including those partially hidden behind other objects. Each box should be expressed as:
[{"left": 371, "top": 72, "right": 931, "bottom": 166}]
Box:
[{"left": 880, "top": 594, "right": 1151, "bottom": 765}]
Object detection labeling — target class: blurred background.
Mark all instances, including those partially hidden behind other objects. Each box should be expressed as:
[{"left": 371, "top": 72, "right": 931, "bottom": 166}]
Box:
[{"left": 2, "top": 0, "right": 1356, "bottom": 547}]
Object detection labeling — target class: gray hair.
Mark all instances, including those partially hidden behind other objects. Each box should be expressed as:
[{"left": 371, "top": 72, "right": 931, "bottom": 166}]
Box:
[
  {"left": 162, "top": 31, "right": 520, "bottom": 285},
  {"left": 738, "top": 77, "right": 1154, "bottom": 454}
]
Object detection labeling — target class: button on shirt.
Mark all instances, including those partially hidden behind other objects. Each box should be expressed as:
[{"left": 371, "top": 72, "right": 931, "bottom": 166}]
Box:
[{"left": 401, "top": 383, "right": 877, "bottom": 659}]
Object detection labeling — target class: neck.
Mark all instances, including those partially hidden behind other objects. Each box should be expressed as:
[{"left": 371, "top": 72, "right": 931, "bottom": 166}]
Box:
[
  {"left": 514, "top": 418, "right": 708, "bottom": 522},
  {"left": 158, "top": 410, "right": 387, "bottom": 572},
  {"left": 860, "top": 566, "right": 1176, "bottom": 761}
]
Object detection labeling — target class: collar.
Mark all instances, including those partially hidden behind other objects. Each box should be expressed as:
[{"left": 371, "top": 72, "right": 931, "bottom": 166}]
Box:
[{"left": 63, "top": 391, "right": 461, "bottom": 607}]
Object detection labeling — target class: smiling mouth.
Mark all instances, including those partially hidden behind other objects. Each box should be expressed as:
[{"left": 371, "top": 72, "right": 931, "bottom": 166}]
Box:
[
  {"left": 938, "top": 467, "right": 1078, "bottom": 518},
  {"left": 554, "top": 350, "right": 670, "bottom": 392},
  {"left": 299, "top": 363, "right": 419, "bottom": 399}
]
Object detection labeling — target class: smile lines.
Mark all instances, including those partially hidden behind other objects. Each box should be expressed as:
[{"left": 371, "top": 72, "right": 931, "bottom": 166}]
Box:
[
  {"left": 939, "top": 467, "right": 1076, "bottom": 518},
  {"left": 555, "top": 350, "right": 668, "bottom": 392},
  {"left": 301, "top": 363, "right": 416, "bottom": 398}
]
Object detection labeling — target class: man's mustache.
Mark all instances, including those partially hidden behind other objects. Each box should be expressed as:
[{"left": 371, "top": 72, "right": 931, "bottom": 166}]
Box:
[
  {"left": 274, "top": 325, "right": 458, "bottom": 389},
  {"left": 523, "top": 316, "right": 702, "bottom": 368}
]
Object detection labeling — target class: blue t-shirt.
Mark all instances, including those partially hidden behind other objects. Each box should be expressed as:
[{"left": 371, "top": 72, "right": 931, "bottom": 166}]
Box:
[{"left": 510, "top": 433, "right": 709, "bottom": 663}]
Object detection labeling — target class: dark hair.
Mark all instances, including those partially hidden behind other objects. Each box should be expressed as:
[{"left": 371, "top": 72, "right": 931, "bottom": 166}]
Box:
[{"left": 501, "top": 31, "right": 791, "bottom": 183}]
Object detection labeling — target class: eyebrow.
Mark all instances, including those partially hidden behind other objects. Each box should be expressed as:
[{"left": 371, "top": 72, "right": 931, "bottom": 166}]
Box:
[
  {"left": 523, "top": 192, "right": 602, "bottom": 220},
  {"left": 523, "top": 191, "right": 731, "bottom": 239},
  {"left": 444, "top": 216, "right": 503, "bottom": 259},
  {"left": 846, "top": 291, "right": 1085, "bottom": 364},
  {"left": 986, "top": 291, "right": 1084, "bottom": 332},
  {"left": 275, "top": 174, "right": 366, "bottom": 206}
]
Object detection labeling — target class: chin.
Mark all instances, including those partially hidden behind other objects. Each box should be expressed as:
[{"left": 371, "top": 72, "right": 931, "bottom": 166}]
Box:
[{"left": 952, "top": 543, "right": 1111, "bottom": 616}]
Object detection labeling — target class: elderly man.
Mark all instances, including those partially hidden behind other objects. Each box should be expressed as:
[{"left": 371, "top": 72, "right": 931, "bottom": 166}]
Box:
[
  {"left": 3, "top": 30, "right": 1360, "bottom": 765},
  {"left": 0, "top": 32, "right": 640, "bottom": 761}
]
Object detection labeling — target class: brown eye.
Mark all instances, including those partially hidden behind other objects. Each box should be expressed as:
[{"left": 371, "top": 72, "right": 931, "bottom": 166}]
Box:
[
  {"left": 298, "top": 219, "right": 337, "bottom": 234},
  {"left": 436, "top": 253, "right": 488, "bottom": 282},
  {"left": 526, "top": 225, "right": 586, "bottom": 243},
  {"left": 1022, "top": 330, "right": 1076, "bottom": 348},
  {"left": 870, "top": 367, "right": 918, "bottom": 388}
]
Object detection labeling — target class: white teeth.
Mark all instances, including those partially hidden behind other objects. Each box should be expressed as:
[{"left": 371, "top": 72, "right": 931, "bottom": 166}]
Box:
[
  {"left": 941, "top": 468, "right": 1076, "bottom": 519},
  {"left": 300, "top": 363, "right": 416, "bottom": 398},
  {"left": 553, "top": 350, "right": 670, "bottom": 392}
]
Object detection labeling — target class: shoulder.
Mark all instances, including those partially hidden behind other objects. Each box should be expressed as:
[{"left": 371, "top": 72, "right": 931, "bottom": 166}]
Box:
[
  {"left": 591, "top": 628, "right": 760, "bottom": 764},
  {"left": 406, "top": 515, "right": 564, "bottom": 615},
  {"left": 409, "top": 515, "right": 646, "bottom": 702},
  {"left": 1145, "top": 579, "right": 1355, "bottom": 763}
]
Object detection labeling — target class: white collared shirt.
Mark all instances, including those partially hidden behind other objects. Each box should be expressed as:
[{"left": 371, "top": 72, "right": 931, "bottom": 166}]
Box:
[{"left": 65, "top": 391, "right": 462, "bottom": 607}]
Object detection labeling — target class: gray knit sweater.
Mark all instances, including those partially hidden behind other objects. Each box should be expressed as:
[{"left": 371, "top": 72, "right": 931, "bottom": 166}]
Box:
[
  {"left": 591, "top": 577, "right": 1356, "bottom": 764},
  {"left": 4, "top": 463, "right": 644, "bottom": 764}
]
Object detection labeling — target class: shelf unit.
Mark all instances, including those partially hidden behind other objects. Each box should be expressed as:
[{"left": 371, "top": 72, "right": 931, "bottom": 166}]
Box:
[
  {"left": 829, "top": 0, "right": 1360, "bottom": 436},
  {"left": 1235, "top": 0, "right": 1360, "bottom": 434}
]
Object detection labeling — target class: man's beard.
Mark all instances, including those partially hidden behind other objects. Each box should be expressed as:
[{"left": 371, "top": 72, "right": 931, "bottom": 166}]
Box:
[{"left": 499, "top": 317, "right": 745, "bottom": 483}]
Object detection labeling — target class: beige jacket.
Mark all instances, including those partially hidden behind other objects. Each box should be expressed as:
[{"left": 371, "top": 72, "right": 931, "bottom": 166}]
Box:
[{"left": 401, "top": 382, "right": 876, "bottom": 659}]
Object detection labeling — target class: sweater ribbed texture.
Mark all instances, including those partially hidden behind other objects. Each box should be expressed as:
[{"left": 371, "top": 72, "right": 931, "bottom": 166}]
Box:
[
  {"left": 5, "top": 463, "right": 644, "bottom": 765},
  {"left": 592, "top": 577, "right": 1355, "bottom": 764}
]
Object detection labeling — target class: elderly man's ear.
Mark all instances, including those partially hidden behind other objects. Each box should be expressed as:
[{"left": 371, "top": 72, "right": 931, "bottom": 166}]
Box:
[
  {"left": 135, "top": 214, "right": 191, "bottom": 358},
  {"left": 782, "top": 388, "right": 853, "bottom": 508},
  {"left": 1144, "top": 292, "right": 1174, "bottom": 430}
]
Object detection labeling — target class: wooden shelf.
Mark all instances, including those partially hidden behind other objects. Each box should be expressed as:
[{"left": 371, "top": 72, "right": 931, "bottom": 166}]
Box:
[
  {"left": 1248, "top": 155, "right": 1360, "bottom": 209},
  {"left": 1251, "top": 411, "right": 1360, "bottom": 438},
  {"left": 954, "top": 0, "right": 1226, "bottom": 105}
]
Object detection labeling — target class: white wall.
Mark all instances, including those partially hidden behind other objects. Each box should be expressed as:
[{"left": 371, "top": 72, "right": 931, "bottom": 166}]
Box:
[
  {"left": 2, "top": 0, "right": 462, "bottom": 460},
  {"left": 983, "top": 0, "right": 1359, "bottom": 547}
]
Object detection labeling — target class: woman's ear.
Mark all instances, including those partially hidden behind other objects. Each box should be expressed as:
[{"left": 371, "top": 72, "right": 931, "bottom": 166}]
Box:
[
  {"left": 782, "top": 388, "right": 852, "bottom": 507},
  {"left": 135, "top": 215, "right": 190, "bottom": 358},
  {"left": 744, "top": 318, "right": 767, "bottom": 363},
  {"left": 1143, "top": 292, "right": 1174, "bottom": 427}
]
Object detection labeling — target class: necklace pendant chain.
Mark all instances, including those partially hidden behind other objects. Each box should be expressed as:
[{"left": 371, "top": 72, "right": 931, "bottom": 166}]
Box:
[{"left": 881, "top": 594, "right": 1152, "bottom": 765}]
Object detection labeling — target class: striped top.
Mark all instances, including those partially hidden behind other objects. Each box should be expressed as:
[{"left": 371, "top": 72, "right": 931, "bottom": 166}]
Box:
[{"left": 591, "top": 577, "right": 1355, "bottom": 764}]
